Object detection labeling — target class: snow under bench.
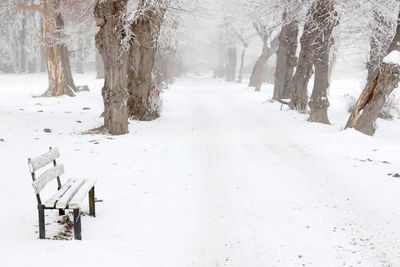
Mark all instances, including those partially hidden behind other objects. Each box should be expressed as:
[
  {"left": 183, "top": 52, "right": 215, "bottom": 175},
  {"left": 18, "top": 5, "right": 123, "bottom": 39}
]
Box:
[{"left": 28, "top": 147, "right": 97, "bottom": 240}]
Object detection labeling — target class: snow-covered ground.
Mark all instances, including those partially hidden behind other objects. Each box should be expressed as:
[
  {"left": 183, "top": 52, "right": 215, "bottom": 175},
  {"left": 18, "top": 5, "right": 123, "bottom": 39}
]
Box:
[{"left": 1, "top": 72, "right": 400, "bottom": 266}]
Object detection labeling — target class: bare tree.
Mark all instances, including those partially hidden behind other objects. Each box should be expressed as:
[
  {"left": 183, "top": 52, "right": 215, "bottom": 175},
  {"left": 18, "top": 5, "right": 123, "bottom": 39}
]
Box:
[
  {"left": 40, "top": 0, "right": 76, "bottom": 96},
  {"left": 11, "top": 0, "right": 93, "bottom": 96},
  {"left": 249, "top": 24, "right": 279, "bottom": 92},
  {"left": 235, "top": 31, "right": 249, "bottom": 83},
  {"left": 273, "top": 11, "right": 299, "bottom": 100}
]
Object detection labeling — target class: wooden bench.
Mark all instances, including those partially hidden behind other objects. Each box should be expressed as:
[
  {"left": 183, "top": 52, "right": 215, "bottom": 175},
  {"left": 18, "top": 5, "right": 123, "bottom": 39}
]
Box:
[{"left": 28, "top": 147, "right": 97, "bottom": 240}]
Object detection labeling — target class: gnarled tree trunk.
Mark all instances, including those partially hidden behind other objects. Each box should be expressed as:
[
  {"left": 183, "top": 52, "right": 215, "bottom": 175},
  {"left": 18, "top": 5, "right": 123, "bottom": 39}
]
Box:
[
  {"left": 273, "top": 13, "right": 299, "bottom": 100},
  {"left": 346, "top": 10, "right": 400, "bottom": 135},
  {"left": 94, "top": 0, "right": 129, "bottom": 135},
  {"left": 308, "top": 0, "right": 338, "bottom": 124},
  {"left": 127, "top": 6, "right": 167, "bottom": 121},
  {"left": 41, "top": 0, "right": 76, "bottom": 97},
  {"left": 345, "top": 63, "right": 400, "bottom": 135},
  {"left": 308, "top": 48, "right": 331, "bottom": 123},
  {"left": 289, "top": 5, "right": 317, "bottom": 112}
]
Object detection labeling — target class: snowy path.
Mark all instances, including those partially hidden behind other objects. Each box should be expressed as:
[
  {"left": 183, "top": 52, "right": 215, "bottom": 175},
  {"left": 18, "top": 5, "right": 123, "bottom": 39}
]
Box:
[{"left": 2, "top": 74, "right": 400, "bottom": 266}]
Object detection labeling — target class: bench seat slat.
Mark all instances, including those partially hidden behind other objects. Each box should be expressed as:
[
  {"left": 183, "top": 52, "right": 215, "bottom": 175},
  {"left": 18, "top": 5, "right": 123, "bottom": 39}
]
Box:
[
  {"left": 55, "top": 179, "right": 85, "bottom": 209},
  {"left": 28, "top": 147, "right": 60, "bottom": 173},
  {"left": 68, "top": 179, "right": 97, "bottom": 209},
  {"left": 32, "top": 165, "right": 64, "bottom": 194},
  {"left": 44, "top": 179, "right": 76, "bottom": 208}
]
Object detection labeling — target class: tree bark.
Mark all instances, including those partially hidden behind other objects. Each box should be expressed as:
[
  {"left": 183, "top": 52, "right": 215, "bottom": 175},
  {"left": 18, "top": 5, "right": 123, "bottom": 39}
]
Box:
[
  {"left": 308, "top": 0, "right": 338, "bottom": 124},
  {"left": 127, "top": 5, "right": 167, "bottom": 121},
  {"left": 273, "top": 13, "right": 299, "bottom": 100},
  {"left": 289, "top": 5, "right": 317, "bottom": 112},
  {"left": 94, "top": 0, "right": 129, "bottom": 135},
  {"left": 41, "top": 0, "right": 76, "bottom": 97},
  {"left": 345, "top": 63, "right": 400, "bottom": 135},
  {"left": 309, "top": 49, "right": 330, "bottom": 123}
]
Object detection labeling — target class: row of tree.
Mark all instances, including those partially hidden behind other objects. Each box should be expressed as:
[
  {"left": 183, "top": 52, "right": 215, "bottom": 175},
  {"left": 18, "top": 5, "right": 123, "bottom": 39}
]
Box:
[
  {"left": 215, "top": 0, "right": 400, "bottom": 136},
  {"left": 0, "top": 0, "right": 183, "bottom": 135},
  {"left": 2, "top": 0, "right": 400, "bottom": 136},
  {"left": 0, "top": 1, "right": 96, "bottom": 79}
]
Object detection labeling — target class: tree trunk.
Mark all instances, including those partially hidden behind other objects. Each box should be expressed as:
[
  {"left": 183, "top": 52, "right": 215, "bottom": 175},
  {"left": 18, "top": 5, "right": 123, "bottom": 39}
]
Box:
[
  {"left": 154, "top": 47, "right": 176, "bottom": 88},
  {"left": 345, "top": 63, "right": 400, "bottom": 135},
  {"left": 308, "top": 0, "right": 338, "bottom": 124},
  {"left": 127, "top": 23, "right": 158, "bottom": 121},
  {"left": 249, "top": 58, "right": 263, "bottom": 87},
  {"left": 127, "top": 6, "right": 167, "bottom": 121},
  {"left": 94, "top": 0, "right": 129, "bottom": 135},
  {"left": 273, "top": 13, "right": 299, "bottom": 100},
  {"left": 249, "top": 35, "right": 279, "bottom": 91},
  {"left": 346, "top": 10, "right": 400, "bottom": 135},
  {"left": 225, "top": 47, "right": 237, "bottom": 82},
  {"left": 238, "top": 45, "right": 247, "bottom": 83},
  {"left": 289, "top": 5, "right": 317, "bottom": 112},
  {"left": 308, "top": 50, "right": 330, "bottom": 123},
  {"left": 41, "top": 0, "right": 76, "bottom": 97}
]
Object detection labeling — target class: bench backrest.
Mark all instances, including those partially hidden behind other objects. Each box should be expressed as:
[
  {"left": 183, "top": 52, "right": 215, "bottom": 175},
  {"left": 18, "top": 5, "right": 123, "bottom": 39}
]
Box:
[{"left": 28, "top": 147, "right": 64, "bottom": 203}]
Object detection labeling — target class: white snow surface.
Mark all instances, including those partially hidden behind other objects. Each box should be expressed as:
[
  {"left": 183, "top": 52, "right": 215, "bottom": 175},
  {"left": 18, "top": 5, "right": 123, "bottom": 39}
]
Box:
[
  {"left": 1, "top": 73, "right": 400, "bottom": 266},
  {"left": 383, "top": 50, "right": 400, "bottom": 65}
]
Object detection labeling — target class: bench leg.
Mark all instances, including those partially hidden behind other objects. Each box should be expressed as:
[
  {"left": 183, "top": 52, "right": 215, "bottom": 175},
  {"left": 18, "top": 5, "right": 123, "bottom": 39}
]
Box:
[
  {"left": 73, "top": 209, "right": 82, "bottom": 240},
  {"left": 38, "top": 207, "right": 45, "bottom": 239},
  {"left": 89, "top": 187, "right": 95, "bottom": 217},
  {"left": 89, "top": 186, "right": 96, "bottom": 217},
  {"left": 59, "top": 209, "right": 65, "bottom": 216}
]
